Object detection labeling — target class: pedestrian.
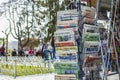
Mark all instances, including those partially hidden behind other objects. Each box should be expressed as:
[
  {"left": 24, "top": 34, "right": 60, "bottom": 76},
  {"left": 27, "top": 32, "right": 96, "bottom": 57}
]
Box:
[
  {"left": 35, "top": 49, "right": 42, "bottom": 56},
  {"left": 48, "top": 45, "right": 53, "bottom": 59},
  {"left": 12, "top": 49, "right": 17, "bottom": 56},
  {"left": 0, "top": 46, "right": 5, "bottom": 56},
  {"left": 41, "top": 41, "right": 46, "bottom": 58},
  {"left": 50, "top": 36, "right": 56, "bottom": 59},
  {"left": 28, "top": 48, "right": 34, "bottom": 56},
  {"left": 43, "top": 43, "right": 53, "bottom": 60},
  {"left": 19, "top": 49, "right": 24, "bottom": 56},
  {"left": 24, "top": 49, "right": 29, "bottom": 57}
]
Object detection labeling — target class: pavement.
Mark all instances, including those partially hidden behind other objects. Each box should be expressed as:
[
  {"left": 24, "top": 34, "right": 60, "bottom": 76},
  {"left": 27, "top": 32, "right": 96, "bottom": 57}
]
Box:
[
  {"left": 0, "top": 73, "right": 55, "bottom": 80},
  {"left": 107, "top": 74, "right": 119, "bottom": 80},
  {"left": 0, "top": 73, "right": 119, "bottom": 80},
  {"left": 99, "top": 71, "right": 119, "bottom": 80}
]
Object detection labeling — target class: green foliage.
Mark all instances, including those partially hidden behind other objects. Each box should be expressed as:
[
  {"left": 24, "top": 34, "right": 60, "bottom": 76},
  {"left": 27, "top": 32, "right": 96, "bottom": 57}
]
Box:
[
  {"left": 60, "top": 0, "right": 70, "bottom": 10},
  {"left": 0, "top": 64, "right": 54, "bottom": 76},
  {"left": 38, "top": 0, "right": 70, "bottom": 42}
]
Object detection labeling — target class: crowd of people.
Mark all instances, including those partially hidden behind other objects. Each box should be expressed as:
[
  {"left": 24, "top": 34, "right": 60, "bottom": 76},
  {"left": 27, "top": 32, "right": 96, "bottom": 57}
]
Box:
[{"left": 0, "top": 37, "right": 56, "bottom": 61}]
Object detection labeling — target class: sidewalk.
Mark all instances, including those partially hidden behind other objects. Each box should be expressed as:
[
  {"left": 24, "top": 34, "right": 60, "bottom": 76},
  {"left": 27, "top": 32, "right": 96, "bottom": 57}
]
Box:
[
  {"left": 0, "top": 73, "right": 55, "bottom": 80},
  {"left": 100, "top": 71, "right": 119, "bottom": 80},
  {"left": 107, "top": 74, "right": 119, "bottom": 80},
  {"left": 0, "top": 73, "right": 119, "bottom": 80}
]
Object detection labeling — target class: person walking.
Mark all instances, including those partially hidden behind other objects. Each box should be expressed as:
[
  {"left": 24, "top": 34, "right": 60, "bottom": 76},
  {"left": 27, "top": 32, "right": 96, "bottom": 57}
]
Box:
[{"left": 50, "top": 37, "right": 56, "bottom": 59}]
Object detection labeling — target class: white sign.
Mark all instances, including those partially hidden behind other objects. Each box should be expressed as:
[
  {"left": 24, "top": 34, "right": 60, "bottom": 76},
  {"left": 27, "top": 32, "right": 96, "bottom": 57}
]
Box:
[
  {"left": 57, "top": 9, "right": 78, "bottom": 26},
  {"left": 57, "top": 9, "right": 78, "bottom": 22},
  {"left": 84, "top": 41, "right": 100, "bottom": 53},
  {"left": 56, "top": 20, "right": 78, "bottom": 26},
  {"left": 55, "top": 28, "right": 74, "bottom": 36},
  {"left": 83, "top": 24, "right": 98, "bottom": 34}
]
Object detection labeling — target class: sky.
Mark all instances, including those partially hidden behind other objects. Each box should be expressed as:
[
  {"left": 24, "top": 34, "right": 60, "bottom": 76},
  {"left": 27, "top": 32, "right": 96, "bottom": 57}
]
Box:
[
  {"left": 0, "top": 0, "right": 17, "bottom": 42},
  {"left": 0, "top": 0, "right": 63, "bottom": 42}
]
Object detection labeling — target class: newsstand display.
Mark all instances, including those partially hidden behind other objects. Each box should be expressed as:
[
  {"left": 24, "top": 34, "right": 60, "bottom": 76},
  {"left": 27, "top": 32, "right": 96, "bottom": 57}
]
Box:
[
  {"left": 54, "top": 9, "right": 78, "bottom": 80},
  {"left": 53, "top": 0, "right": 120, "bottom": 80}
]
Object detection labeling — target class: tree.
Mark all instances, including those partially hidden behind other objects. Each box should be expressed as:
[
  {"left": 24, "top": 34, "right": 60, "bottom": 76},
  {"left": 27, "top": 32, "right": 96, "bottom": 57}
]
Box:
[
  {"left": 2, "top": 0, "right": 43, "bottom": 55},
  {"left": 22, "top": 35, "right": 40, "bottom": 49},
  {"left": 1, "top": 0, "right": 72, "bottom": 55},
  {"left": 2, "top": 27, "right": 10, "bottom": 61},
  {"left": 38, "top": 0, "right": 71, "bottom": 42}
]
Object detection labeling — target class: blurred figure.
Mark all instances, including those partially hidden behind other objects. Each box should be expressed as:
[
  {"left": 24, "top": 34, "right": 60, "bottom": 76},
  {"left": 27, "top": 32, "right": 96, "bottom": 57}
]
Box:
[
  {"left": 0, "top": 46, "right": 5, "bottom": 56},
  {"left": 35, "top": 49, "right": 43, "bottom": 56},
  {"left": 24, "top": 49, "right": 29, "bottom": 57},
  {"left": 12, "top": 49, "right": 17, "bottom": 56},
  {"left": 29, "top": 48, "right": 34, "bottom": 56},
  {"left": 41, "top": 41, "right": 46, "bottom": 58},
  {"left": 19, "top": 49, "right": 24, "bottom": 56},
  {"left": 48, "top": 45, "right": 53, "bottom": 59},
  {"left": 43, "top": 43, "right": 53, "bottom": 60},
  {"left": 50, "top": 37, "right": 56, "bottom": 59}
]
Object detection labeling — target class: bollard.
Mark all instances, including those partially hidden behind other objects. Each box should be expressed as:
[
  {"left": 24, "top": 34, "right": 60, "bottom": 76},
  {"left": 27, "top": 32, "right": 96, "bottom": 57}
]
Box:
[{"left": 14, "top": 60, "right": 17, "bottom": 79}]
